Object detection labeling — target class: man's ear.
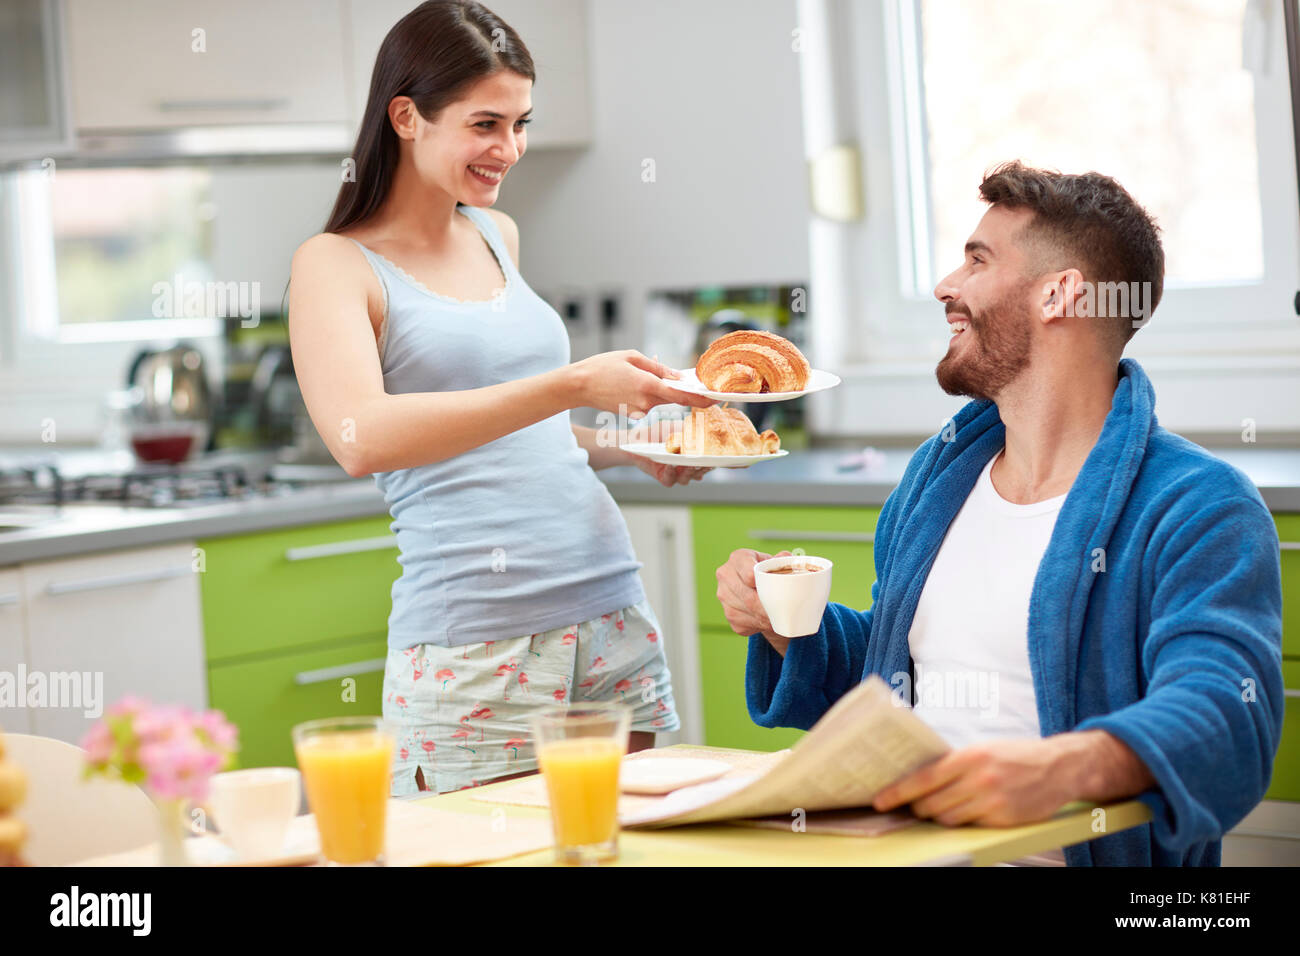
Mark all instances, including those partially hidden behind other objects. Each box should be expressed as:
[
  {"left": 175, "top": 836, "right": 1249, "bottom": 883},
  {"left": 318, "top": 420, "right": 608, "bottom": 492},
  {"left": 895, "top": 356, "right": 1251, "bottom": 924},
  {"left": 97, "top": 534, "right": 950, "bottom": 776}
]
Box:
[
  {"left": 387, "top": 96, "right": 418, "bottom": 141},
  {"left": 1038, "top": 269, "right": 1088, "bottom": 322}
]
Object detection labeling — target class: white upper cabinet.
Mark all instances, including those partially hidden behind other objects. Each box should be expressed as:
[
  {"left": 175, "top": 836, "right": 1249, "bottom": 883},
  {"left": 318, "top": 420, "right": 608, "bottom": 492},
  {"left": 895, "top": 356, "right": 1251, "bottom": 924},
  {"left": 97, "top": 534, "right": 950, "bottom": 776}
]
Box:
[
  {"left": 0, "top": 0, "right": 73, "bottom": 162},
  {"left": 346, "top": 0, "right": 591, "bottom": 148},
  {"left": 65, "top": 0, "right": 349, "bottom": 129}
]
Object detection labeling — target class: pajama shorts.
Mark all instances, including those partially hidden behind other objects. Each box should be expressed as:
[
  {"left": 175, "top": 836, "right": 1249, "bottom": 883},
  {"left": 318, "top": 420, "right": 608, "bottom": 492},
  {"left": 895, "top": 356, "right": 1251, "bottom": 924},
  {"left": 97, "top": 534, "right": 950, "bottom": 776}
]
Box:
[{"left": 382, "top": 597, "right": 681, "bottom": 795}]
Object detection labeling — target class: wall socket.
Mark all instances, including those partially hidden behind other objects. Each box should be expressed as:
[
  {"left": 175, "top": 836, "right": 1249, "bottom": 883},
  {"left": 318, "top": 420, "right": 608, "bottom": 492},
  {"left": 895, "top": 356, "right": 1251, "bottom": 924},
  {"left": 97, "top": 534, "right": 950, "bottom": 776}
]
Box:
[
  {"left": 598, "top": 291, "right": 622, "bottom": 331},
  {"left": 561, "top": 295, "right": 585, "bottom": 325}
]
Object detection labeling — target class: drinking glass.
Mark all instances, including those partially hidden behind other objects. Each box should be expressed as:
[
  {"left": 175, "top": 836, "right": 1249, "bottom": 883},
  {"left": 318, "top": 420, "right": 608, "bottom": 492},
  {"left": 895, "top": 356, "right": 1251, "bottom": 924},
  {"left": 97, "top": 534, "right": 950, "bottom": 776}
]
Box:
[
  {"left": 530, "top": 702, "right": 632, "bottom": 865},
  {"left": 292, "top": 716, "right": 395, "bottom": 865}
]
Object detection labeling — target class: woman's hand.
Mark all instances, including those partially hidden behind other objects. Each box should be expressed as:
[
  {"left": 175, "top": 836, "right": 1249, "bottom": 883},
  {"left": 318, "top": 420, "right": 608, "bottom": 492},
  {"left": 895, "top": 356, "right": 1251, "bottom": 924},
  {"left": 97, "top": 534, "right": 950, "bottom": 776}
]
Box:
[
  {"left": 631, "top": 456, "right": 711, "bottom": 487},
  {"left": 620, "top": 418, "right": 711, "bottom": 486},
  {"left": 567, "top": 350, "right": 715, "bottom": 417}
]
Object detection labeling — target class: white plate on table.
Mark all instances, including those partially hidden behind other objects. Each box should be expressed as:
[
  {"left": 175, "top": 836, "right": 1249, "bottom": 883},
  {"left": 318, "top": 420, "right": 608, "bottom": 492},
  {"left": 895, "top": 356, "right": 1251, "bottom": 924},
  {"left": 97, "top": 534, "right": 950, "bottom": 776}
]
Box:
[
  {"left": 620, "top": 441, "right": 788, "bottom": 469},
  {"left": 666, "top": 367, "right": 841, "bottom": 403},
  {"left": 620, "top": 757, "right": 733, "bottom": 795}
]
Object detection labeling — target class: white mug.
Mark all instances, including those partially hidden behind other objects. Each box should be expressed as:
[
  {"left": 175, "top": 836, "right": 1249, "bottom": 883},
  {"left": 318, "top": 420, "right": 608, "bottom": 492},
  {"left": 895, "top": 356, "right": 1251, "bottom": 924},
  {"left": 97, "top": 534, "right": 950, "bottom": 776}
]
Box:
[
  {"left": 207, "top": 767, "right": 301, "bottom": 861},
  {"left": 754, "top": 555, "right": 833, "bottom": 637}
]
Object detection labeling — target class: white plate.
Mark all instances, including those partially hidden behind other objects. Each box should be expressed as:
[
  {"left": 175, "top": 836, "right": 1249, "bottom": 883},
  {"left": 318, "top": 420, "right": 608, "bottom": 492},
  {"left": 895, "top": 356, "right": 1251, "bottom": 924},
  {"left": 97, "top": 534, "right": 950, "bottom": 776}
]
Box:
[
  {"left": 667, "top": 367, "right": 841, "bottom": 402},
  {"left": 620, "top": 757, "right": 733, "bottom": 795},
  {"left": 620, "top": 441, "right": 788, "bottom": 469},
  {"left": 196, "top": 818, "right": 321, "bottom": 866}
]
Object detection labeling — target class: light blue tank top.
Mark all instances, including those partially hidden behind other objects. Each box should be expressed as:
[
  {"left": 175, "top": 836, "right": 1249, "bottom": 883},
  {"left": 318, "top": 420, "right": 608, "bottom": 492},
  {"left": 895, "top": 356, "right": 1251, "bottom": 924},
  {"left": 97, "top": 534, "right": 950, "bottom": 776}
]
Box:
[{"left": 346, "top": 205, "right": 645, "bottom": 649}]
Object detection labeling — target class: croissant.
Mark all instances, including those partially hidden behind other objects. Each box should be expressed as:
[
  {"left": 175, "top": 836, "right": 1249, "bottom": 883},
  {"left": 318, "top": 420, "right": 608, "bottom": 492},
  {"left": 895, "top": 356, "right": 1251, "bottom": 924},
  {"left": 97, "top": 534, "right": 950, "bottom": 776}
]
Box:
[
  {"left": 696, "top": 330, "right": 810, "bottom": 393},
  {"left": 665, "top": 405, "right": 781, "bottom": 457}
]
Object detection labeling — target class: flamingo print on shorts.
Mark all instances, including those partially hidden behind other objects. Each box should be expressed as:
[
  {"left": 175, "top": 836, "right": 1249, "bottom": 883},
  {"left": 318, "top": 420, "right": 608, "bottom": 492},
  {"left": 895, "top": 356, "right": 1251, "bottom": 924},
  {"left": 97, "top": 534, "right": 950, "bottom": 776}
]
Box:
[{"left": 382, "top": 597, "right": 681, "bottom": 796}]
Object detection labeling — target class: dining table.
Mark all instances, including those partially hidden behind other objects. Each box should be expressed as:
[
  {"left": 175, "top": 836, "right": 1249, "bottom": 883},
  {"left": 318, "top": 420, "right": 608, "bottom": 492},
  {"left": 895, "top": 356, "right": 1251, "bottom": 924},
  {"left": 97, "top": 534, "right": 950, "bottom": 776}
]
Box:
[
  {"left": 417, "top": 743, "right": 1155, "bottom": 867},
  {"left": 67, "top": 742, "right": 1156, "bottom": 867}
]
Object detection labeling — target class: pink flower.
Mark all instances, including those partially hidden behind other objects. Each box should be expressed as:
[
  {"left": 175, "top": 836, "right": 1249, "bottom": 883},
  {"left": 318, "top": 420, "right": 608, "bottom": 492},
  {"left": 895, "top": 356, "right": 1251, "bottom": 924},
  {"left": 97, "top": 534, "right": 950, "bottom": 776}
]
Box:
[
  {"left": 83, "top": 697, "right": 237, "bottom": 803},
  {"left": 196, "top": 710, "right": 238, "bottom": 751},
  {"left": 79, "top": 720, "right": 115, "bottom": 766}
]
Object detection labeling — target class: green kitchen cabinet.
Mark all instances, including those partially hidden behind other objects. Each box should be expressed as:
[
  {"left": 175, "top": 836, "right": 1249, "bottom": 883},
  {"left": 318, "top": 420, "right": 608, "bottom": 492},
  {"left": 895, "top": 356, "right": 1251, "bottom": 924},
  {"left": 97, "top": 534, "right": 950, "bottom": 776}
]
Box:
[
  {"left": 697, "top": 626, "right": 805, "bottom": 752},
  {"left": 691, "top": 506, "right": 879, "bottom": 750},
  {"left": 1277, "top": 514, "right": 1300, "bottom": 660},
  {"left": 198, "top": 515, "right": 400, "bottom": 767},
  {"left": 198, "top": 516, "right": 399, "bottom": 663},
  {"left": 1264, "top": 659, "right": 1300, "bottom": 802},
  {"left": 691, "top": 505, "right": 880, "bottom": 632},
  {"left": 208, "top": 632, "right": 390, "bottom": 769}
]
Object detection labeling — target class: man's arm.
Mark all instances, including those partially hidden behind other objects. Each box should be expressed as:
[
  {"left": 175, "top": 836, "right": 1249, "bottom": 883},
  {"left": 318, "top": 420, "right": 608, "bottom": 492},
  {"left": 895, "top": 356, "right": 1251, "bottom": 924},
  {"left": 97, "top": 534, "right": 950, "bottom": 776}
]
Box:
[
  {"left": 745, "top": 598, "right": 877, "bottom": 731},
  {"left": 730, "top": 437, "right": 936, "bottom": 731},
  {"left": 872, "top": 728, "right": 1155, "bottom": 825},
  {"left": 1070, "top": 729, "right": 1156, "bottom": 802},
  {"left": 877, "top": 494, "right": 1283, "bottom": 840},
  {"left": 1069, "top": 494, "right": 1284, "bottom": 848}
]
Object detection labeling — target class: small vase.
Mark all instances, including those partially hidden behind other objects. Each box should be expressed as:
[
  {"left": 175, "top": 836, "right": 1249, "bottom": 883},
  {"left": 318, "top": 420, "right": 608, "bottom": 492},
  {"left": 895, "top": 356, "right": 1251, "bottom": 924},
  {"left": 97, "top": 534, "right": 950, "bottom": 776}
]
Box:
[{"left": 152, "top": 797, "right": 191, "bottom": 867}]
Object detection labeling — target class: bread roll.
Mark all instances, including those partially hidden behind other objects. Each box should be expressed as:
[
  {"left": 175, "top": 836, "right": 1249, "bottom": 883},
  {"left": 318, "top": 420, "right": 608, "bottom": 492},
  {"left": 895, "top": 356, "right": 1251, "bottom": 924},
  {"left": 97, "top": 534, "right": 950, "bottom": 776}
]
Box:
[
  {"left": 665, "top": 405, "right": 780, "bottom": 456},
  {"left": 0, "top": 763, "right": 25, "bottom": 813},
  {"left": 696, "top": 330, "right": 809, "bottom": 393}
]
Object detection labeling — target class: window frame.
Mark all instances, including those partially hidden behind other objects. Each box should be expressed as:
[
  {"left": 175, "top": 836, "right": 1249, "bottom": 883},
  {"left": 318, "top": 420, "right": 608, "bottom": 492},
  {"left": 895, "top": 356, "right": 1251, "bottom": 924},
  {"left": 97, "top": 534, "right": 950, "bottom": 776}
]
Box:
[
  {"left": 3, "top": 164, "right": 223, "bottom": 349},
  {"left": 842, "top": 0, "right": 1300, "bottom": 367}
]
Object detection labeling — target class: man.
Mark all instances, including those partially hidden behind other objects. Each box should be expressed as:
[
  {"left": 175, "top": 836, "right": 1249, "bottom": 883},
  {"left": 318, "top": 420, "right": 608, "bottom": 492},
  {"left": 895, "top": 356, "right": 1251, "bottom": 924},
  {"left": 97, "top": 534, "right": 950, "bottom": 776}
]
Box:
[{"left": 715, "top": 162, "right": 1284, "bottom": 866}]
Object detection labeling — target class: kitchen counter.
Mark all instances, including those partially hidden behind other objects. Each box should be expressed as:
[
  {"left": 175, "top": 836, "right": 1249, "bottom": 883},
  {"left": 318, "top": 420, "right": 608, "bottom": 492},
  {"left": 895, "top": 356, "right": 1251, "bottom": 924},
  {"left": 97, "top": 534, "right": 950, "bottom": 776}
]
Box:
[{"left": 2, "top": 445, "right": 1298, "bottom": 565}]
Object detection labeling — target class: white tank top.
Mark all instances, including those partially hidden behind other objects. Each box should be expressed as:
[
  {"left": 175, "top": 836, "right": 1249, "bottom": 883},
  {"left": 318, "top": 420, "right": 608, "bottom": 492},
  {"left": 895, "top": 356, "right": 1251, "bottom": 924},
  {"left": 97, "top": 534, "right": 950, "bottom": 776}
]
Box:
[{"left": 343, "top": 205, "right": 645, "bottom": 649}]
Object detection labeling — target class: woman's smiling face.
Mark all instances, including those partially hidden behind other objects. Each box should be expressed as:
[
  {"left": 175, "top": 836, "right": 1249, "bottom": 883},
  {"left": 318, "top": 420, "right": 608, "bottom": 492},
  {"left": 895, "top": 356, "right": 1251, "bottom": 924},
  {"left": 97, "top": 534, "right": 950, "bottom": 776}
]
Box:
[{"left": 398, "top": 69, "right": 533, "bottom": 206}]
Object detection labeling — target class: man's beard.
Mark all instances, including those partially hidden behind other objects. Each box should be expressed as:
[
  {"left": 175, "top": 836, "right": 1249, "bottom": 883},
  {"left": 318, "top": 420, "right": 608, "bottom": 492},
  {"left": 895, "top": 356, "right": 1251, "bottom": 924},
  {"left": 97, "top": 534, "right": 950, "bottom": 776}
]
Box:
[{"left": 934, "top": 286, "right": 1034, "bottom": 400}]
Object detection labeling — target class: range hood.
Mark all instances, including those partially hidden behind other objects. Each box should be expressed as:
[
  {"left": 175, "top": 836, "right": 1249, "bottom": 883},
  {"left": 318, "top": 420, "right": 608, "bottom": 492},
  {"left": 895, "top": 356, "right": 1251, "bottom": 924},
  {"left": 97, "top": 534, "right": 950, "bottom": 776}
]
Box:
[{"left": 60, "top": 123, "right": 354, "bottom": 167}]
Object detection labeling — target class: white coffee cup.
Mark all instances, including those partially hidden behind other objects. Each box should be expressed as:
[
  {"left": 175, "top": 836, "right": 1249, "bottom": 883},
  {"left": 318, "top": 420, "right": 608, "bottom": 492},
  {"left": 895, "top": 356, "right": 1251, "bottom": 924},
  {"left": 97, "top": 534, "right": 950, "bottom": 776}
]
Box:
[
  {"left": 207, "top": 767, "right": 301, "bottom": 861},
  {"left": 754, "top": 555, "right": 833, "bottom": 637}
]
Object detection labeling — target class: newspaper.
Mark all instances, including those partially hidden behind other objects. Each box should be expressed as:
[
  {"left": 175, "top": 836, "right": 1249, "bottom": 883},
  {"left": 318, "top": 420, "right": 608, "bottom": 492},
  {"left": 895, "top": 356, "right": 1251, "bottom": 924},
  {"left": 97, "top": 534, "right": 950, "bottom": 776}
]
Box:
[{"left": 621, "top": 675, "right": 950, "bottom": 828}]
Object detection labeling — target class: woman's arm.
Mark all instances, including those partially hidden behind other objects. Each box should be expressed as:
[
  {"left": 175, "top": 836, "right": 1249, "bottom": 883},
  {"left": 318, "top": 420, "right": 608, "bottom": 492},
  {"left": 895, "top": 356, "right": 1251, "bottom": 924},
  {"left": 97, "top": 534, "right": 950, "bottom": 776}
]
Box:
[
  {"left": 571, "top": 423, "right": 710, "bottom": 486},
  {"left": 288, "top": 233, "right": 712, "bottom": 477},
  {"left": 572, "top": 424, "right": 630, "bottom": 471}
]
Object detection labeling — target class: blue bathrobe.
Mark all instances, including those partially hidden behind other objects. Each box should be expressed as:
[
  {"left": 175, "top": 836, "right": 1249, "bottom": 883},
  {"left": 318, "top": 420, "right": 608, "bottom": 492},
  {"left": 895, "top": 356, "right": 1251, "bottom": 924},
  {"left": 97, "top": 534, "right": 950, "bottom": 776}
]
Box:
[{"left": 745, "top": 358, "right": 1284, "bottom": 866}]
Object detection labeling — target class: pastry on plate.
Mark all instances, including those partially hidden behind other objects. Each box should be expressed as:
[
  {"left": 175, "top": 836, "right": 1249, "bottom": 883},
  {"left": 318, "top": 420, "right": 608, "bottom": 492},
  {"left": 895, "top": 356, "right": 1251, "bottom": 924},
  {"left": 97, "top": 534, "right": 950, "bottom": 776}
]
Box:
[
  {"left": 665, "top": 405, "right": 781, "bottom": 457},
  {"left": 695, "top": 330, "right": 810, "bottom": 393}
]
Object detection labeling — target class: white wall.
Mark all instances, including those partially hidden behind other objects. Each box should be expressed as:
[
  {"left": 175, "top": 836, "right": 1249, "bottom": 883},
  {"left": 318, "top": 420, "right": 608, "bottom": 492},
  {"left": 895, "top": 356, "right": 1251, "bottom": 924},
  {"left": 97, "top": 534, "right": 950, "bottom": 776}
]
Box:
[{"left": 496, "top": 0, "right": 810, "bottom": 365}]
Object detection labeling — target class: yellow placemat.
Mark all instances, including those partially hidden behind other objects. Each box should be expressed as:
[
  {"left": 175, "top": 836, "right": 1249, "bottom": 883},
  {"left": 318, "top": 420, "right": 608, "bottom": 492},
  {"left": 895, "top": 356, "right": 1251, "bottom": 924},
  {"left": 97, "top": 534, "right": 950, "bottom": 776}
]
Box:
[
  {"left": 467, "top": 745, "right": 787, "bottom": 812},
  {"left": 730, "top": 807, "right": 918, "bottom": 837},
  {"left": 71, "top": 799, "right": 553, "bottom": 867},
  {"left": 469, "top": 745, "right": 794, "bottom": 818},
  {"left": 384, "top": 799, "right": 552, "bottom": 866}
]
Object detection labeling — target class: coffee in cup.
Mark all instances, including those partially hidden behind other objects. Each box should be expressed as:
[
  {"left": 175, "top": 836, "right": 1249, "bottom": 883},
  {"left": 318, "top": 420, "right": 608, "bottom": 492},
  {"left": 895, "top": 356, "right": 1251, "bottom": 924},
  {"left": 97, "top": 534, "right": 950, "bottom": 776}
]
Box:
[{"left": 753, "top": 555, "right": 833, "bottom": 637}]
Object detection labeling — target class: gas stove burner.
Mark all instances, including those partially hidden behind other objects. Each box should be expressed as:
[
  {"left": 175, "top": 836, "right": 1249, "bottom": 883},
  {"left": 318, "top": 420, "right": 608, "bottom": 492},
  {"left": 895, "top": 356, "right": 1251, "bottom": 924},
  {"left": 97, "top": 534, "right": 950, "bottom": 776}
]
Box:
[
  {"left": 0, "top": 450, "right": 337, "bottom": 511},
  {"left": 0, "top": 463, "right": 63, "bottom": 506},
  {"left": 62, "top": 464, "right": 264, "bottom": 508}
]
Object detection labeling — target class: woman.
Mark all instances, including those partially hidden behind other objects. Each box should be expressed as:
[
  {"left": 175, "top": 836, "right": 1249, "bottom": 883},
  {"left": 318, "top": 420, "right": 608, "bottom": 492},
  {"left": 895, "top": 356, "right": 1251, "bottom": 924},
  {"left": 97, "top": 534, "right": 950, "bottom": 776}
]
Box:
[{"left": 288, "top": 0, "right": 713, "bottom": 794}]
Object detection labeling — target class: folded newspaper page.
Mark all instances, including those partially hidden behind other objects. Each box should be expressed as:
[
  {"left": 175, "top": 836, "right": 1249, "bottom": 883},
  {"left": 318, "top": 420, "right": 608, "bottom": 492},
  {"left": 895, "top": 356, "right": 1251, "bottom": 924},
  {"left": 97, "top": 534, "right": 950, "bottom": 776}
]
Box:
[{"left": 622, "top": 674, "right": 950, "bottom": 828}]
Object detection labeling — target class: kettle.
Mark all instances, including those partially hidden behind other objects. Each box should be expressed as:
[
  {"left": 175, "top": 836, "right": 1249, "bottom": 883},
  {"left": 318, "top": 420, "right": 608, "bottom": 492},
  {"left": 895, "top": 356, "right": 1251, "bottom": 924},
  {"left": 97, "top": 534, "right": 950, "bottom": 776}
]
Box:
[{"left": 124, "top": 345, "right": 214, "bottom": 456}]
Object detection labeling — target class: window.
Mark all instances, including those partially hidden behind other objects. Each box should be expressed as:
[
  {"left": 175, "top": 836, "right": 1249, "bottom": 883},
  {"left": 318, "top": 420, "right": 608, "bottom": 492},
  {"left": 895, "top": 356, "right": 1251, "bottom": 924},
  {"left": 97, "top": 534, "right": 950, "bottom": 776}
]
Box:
[
  {"left": 5, "top": 165, "right": 221, "bottom": 343},
  {"left": 838, "top": 0, "right": 1300, "bottom": 365},
  {"left": 913, "top": 0, "right": 1265, "bottom": 291}
]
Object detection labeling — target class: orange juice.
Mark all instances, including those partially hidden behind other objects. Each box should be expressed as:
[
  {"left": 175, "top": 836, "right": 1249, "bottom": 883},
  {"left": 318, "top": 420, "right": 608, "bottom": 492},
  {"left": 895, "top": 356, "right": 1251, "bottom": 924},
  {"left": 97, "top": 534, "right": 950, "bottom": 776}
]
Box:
[
  {"left": 294, "top": 729, "right": 392, "bottom": 864},
  {"left": 537, "top": 737, "right": 624, "bottom": 847}
]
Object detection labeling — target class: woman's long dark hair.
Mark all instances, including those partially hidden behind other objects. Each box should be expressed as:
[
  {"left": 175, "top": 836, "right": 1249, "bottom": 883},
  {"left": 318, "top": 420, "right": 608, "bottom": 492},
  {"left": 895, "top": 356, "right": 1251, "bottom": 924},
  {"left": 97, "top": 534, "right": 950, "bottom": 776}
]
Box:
[{"left": 324, "top": 0, "right": 534, "bottom": 234}]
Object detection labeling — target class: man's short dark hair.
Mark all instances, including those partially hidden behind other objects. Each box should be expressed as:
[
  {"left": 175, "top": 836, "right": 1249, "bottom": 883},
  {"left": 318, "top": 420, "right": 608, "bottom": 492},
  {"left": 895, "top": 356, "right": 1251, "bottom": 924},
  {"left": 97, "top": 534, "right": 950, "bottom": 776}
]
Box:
[{"left": 978, "top": 161, "right": 1165, "bottom": 347}]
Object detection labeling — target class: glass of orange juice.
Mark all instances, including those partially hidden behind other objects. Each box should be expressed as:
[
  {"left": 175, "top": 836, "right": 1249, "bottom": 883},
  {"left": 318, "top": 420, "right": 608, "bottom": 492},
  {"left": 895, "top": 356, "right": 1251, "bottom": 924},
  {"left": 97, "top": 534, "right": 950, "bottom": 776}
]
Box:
[
  {"left": 292, "top": 716, "right": 395, "bottom": 866},
  {"left": 530, "top": 702, "right": 631, "bottom": 866}
]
